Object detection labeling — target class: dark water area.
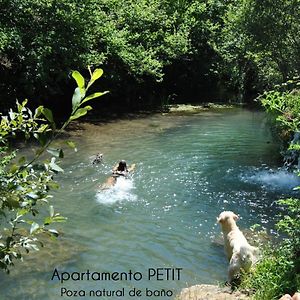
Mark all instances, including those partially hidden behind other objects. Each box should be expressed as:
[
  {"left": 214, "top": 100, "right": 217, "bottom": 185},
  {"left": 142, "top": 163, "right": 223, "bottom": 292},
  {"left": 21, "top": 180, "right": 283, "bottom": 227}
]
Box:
[{"left": 1, "top": 108, "right": 299, "bottom": 300}]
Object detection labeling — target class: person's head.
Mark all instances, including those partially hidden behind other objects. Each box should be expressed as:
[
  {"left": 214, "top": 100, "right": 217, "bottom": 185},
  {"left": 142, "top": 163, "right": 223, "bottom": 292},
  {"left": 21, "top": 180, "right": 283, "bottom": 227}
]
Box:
[{"left": 117, "top": 160, "right": 127, "bottom": 171}]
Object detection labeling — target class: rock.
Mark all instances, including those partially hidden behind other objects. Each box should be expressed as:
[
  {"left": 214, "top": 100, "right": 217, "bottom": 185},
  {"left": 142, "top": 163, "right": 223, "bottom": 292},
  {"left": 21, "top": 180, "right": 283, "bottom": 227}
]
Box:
[
  {"left": 167, "top": 103, "right": 234, "bottom": 114},
  {"left": 177, "top": 284, "right": 250, "bottom": 300}
]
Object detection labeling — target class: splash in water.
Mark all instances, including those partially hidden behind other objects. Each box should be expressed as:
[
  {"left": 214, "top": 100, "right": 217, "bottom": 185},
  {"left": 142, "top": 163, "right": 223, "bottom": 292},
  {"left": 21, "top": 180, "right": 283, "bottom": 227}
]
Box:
[
  {"left": 241, "top": 167, "right": 300, "bottom": 191},
  {"left": 96, "top": 177, "right": 137, "bottom": 205}
]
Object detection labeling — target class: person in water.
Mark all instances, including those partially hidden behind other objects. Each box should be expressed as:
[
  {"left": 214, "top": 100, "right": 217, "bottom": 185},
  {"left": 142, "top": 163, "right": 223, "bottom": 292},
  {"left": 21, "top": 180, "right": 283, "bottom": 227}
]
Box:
[
  {"left": 112, "top": 160, "right": 128, "bottom": 176},
  {"left": 100, "top": 160, "right": 136, "bottom": 189}
]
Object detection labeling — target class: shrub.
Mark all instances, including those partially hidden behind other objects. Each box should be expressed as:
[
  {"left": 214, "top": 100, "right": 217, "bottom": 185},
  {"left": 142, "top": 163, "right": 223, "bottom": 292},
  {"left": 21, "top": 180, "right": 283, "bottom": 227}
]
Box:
[
  {"left": 240, "top": 82, "right": 300, "bottom": 299},
  {"left": 0, "top": 68, "right": 107, "bottom": 272}
]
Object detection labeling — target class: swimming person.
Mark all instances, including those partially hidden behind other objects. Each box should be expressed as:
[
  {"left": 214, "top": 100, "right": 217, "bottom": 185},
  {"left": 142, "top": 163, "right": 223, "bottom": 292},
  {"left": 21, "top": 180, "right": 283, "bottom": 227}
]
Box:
[
  {"left": 112, "top": 160, "right": 128, "bottom": 176},
  {"left": 100, "top": 160, "right": 136, "bottom": 190}
]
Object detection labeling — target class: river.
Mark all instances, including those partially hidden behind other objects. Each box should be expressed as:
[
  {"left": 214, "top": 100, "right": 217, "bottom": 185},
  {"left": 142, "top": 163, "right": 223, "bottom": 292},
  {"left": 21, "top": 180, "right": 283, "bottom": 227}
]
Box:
[{"left": 1, "top": 107, "right": 299, "bottom": 300}]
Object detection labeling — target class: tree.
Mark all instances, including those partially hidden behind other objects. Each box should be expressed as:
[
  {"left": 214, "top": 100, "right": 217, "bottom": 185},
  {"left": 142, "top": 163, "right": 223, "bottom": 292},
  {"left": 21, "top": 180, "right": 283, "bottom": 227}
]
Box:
[{"left": 214, "top": 0, "right": 300, "bottom": 99}]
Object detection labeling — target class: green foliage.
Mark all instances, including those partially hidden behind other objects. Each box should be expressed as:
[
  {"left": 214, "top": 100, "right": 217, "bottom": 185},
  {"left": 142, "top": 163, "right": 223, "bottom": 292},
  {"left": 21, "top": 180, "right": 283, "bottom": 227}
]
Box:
[
  {"left": 258, "top": 79, "right": 300, "bottom": 133},
  {"left": 0, "top": 0, "right": 193, "bottom": 107},
  {"left": 0, "top": 0, "right": 299, "bottom": 107},
  {"left": 213, "top": 0, "right": 300, "bottom": 99},
  {"left": 0, "top": 69, "right": 107, "bottom": 273},
  {"left": 240, "top": 82, "right": 300, "bottom": 299},
  {"left": 277, "top": 198, "right": 300, "bottom": 256},
  {"left": 240, "top": 195, "right": 300, "bottom": 299},
  {"left": 240, "top": 245, "right": 300, "bottom": 300}
]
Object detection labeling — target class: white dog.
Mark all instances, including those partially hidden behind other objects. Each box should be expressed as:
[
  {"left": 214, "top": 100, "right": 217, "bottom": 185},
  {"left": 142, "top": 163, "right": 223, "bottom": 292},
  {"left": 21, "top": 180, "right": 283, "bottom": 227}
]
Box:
[{"left": 217, "top": 211, "right": 258, "bottom": 282}]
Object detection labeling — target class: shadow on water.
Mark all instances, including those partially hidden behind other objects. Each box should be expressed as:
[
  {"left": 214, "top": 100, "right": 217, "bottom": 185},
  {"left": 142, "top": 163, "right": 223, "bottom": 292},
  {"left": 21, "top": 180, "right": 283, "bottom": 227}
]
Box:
[{"left": 1, "top": 108, "right": 299, "bottom": 299}]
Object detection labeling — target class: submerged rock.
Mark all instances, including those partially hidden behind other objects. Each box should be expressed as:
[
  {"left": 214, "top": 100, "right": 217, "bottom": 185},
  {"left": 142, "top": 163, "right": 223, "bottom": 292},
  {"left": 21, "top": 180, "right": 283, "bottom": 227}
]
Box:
[{"left": 177, "top": 284, "right": 249, "bottom": 300}]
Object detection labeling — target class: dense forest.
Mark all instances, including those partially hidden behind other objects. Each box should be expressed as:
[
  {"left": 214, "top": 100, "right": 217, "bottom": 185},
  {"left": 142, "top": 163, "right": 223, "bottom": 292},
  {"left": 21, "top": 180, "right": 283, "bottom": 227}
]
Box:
[{"left": 1, "top": 0, "right": 299, "bottom": 113}]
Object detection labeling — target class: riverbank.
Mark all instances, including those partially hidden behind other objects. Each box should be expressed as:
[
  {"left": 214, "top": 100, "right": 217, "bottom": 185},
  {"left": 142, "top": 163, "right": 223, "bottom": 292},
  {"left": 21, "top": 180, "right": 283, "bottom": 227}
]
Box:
[
  {"left": 65, "top": 103, "right": 241, "bottom": 134},
  {"left": 176, "top": 284, "right": 250, "bottom": 300},
  {"left": 167, "top": 103, "right": 235, "bottom": 114}
]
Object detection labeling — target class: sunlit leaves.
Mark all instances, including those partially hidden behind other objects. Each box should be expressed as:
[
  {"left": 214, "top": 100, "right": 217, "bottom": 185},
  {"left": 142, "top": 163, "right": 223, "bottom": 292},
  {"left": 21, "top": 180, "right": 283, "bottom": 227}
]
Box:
[
  {"left": 0, "top": 68, "right": 107, "bottom": 273},
  {"left": 70, "top": 69, "right": 108, "bottom": 119},
  {"left": 70, "top": 106, "right": 92, "bottom": 120},
  {"left": 30, "top": 222, "right": 39, "bottom": 234},
  {"left": 72, "top": 71, "right": 85, "bottom": 89},
  {"left": 71, "top": 69, "right": 107, "bottom": 112},
  {"left": 47, "top": 148, "right": 64, "bottom": 158},
  {"left": 72, "top": 87, "right": 85, "bottom": 110},
  {"left": 66, "top": 141, "right": 77, "bottom": 152},
  {"left": 34, "top": 106, "right": 44, "bottom": 118},
  {"left": 44, "top": 206, "right": 66, "bottom": 227},
  {"left": 81, "top": 91, "right": 109, "bottom": 105},
  {"left": 49, "top": 157, "right": 64, "bottom": 173},
  {"left": 91, "top": 68, "right": 103, "bottom": 81},
  {"left": 49, "top": 205, "right": 54, "bottom": 217}
]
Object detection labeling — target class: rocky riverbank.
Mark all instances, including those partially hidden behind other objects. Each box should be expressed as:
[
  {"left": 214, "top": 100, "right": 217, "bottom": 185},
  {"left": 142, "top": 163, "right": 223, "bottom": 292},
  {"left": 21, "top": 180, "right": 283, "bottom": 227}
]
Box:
[{"left": 176, "top": 284, "right": 250, "bottom": 300}]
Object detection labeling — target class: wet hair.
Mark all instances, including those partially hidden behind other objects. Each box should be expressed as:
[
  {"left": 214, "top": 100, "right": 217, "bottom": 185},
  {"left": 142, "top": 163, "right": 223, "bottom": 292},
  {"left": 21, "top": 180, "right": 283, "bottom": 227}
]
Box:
[{"left": 117, "top": 160, "right": 127, "bottom": 171}]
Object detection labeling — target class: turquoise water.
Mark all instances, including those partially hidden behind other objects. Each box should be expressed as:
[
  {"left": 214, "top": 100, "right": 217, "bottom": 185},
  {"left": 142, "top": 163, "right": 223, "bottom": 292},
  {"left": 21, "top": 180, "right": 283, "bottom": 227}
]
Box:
[{"left": 1, "top": 108, "right": 299, "bottom": 300}]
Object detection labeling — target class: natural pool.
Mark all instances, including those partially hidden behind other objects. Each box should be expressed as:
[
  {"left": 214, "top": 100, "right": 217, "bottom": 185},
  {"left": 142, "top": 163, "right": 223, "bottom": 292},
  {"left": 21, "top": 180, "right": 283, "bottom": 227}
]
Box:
[{"left": 1, "top": 108, "right": 299, "bottom": 300}]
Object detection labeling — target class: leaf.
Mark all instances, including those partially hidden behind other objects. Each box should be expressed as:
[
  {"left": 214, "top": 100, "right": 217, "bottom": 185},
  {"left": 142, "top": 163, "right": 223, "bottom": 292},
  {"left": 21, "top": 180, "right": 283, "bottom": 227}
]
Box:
[
  {"left": 72, "top": 87, "right": 85, "bottom": 110},
  {"left": 34, "top": 133, "right": 48, "bottom": 146},
  {"left": 47, "top": 181, "right": 60, "bottom": 189},
  {"left": 28, "top": 244, "right": 40, "bottom": 251},
  {"left": 91, "top": 69, "right": 103, "bottom": 82},
  {"left": 36, "top": 124, "right": 50, "bottom": 133},
  {"left": 18, "top": 156, "right": 26, "bottom": 164},
  {"left": 44, "top": 217, "right": 52, "bottom": 225},
  {"left": 72, "top": 71, "right": 85, "bottom": 89},
  {"left": 70, "top": 106, "right": 92, "bottom": 121},
  {"left": 48, "top": 229, "right": 59, "bottom": 237},
  {"left": 81, "top": 91, "right": 109, "bottom": 104},
  {"left": 52, "top": 216, "right": 67, "bottom": 222},
  {"left": 30, "top": 222, "right": 39, "bottom": 234},
  {"left": 49, "top": 205, "right": 54, "bottom": 217},
  {"left": 17, "top": 209, "right": 28, "bottom": 218},
  {"left": 66, "top": 141, "right": 77, "bottom": 152},
  {"left": 34, "top": 106, "right": 44, "bottom": 118},
  {"left": 42, "top": 108, "right": 54, "bottom": 123},
  {"left": 21, "top": 99, "right": 28, "bottom": 108},
  {"left": 9, "top": 164, "right": 19, "bottom": 174},
  {"left": 49, "top": 161, "right": 64, "bottom": 173},
  {"left": 26, "top": 192, "right": 39, "bottom": 200},
  {"left": 49, "top": 158, "right": 64, "bottom": 173},
  {"left": 47, "top": 148, "right": 64, "bottom": 158},
  {"left": 6, "top": 196, "right": 20, "bottom": 208}
]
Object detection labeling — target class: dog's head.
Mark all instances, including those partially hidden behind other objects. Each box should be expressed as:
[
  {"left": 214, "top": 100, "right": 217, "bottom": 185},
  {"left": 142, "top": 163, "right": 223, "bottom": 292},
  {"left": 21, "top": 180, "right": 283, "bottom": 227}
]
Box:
[
  {"left": 217, "top": 211, "right": 239, "bottom": 225},
  {"left": 93, "top": 153, "right": 103, "bottom": 164}
]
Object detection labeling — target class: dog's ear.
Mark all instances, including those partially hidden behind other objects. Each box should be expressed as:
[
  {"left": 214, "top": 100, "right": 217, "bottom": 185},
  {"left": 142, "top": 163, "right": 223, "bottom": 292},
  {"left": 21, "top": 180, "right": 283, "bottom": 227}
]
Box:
[
  {"left": 233, "top": 213, "right": 239, "bottom": 221},
  {"left": 217, "top": 216, "right": 223, "bottom": 223}
]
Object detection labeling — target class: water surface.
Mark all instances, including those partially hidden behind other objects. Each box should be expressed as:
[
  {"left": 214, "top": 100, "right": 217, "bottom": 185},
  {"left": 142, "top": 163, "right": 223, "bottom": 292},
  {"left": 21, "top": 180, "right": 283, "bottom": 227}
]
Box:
[{"left": 1, "top": 108, "right": 299, "bottom": 300}]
